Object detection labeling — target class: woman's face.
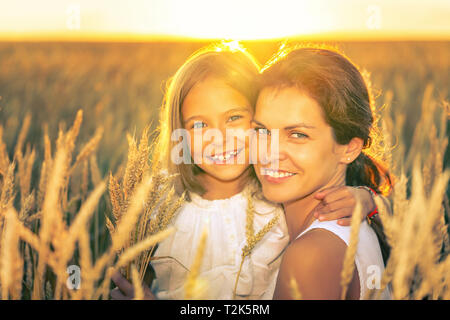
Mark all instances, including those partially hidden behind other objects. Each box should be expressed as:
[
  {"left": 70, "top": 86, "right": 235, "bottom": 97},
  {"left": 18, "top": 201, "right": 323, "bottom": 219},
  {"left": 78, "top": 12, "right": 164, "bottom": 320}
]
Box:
[
  {"left": 181, "top": 77, "right": 253, "bottom": 183},
  {"left": 252, "top": 86, "right": 349, "bottom": 204}
]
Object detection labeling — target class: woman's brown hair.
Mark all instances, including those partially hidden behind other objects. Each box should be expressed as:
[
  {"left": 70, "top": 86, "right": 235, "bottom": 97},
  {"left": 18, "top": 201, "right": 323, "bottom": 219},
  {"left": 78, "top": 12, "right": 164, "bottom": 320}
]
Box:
[{"left": 259, "top": 44, "right": 393, "bottom": 195}]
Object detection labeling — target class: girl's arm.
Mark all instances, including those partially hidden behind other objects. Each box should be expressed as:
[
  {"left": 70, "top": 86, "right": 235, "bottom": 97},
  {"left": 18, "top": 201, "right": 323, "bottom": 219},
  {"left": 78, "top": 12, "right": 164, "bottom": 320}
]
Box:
[{"left": 312, "top": 186, "right": 391, "bottom": 226}]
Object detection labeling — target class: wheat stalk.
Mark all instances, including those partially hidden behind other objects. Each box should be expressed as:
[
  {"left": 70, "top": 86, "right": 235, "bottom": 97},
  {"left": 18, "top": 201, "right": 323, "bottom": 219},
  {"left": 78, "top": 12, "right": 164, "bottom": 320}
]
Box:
[
  {"left": 234, "top": 194, "right": 279, "bottom": 299},
  {"left": 0, "top": 207, "right": 23, "bottom": 299},
  {"left": 184, "top": 227, "right": 208, "bottom": 299},
  {"left": 340, "top": 201, "right": 363, "bottom": 299},
  {"left": 289, "top": 276, "right": 302, "bottom": 300}
]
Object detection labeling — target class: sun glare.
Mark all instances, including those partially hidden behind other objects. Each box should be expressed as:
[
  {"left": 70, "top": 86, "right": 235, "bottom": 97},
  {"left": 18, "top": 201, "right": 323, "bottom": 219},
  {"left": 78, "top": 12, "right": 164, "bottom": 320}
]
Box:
[
  {"left": 135, "top": 0, "right": 334, "bottom": 40},
  {"left": 0, "top": 0, "right": 448, "bottom": 41}
]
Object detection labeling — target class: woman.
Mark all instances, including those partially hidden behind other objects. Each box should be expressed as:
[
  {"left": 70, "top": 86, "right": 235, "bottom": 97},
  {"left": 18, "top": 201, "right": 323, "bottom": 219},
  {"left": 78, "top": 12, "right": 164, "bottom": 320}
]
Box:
[{"left": 253, "top": 45, "right": 392, "bottom": 299}]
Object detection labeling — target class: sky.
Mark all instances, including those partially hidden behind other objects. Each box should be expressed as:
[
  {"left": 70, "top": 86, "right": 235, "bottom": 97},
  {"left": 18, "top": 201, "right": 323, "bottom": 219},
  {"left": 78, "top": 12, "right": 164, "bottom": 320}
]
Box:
[{"left": 0, "top": 0, "right": 449, "bottom": 40}]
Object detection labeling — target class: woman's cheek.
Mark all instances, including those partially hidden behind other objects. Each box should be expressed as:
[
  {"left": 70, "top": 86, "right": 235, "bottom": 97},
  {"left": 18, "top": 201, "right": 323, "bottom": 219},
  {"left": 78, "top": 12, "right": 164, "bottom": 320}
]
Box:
[
  {"left": 290, "top": 143, "right": 327, "bottom": 182},
  {"left": 289, "top": 145, "right": 309, "bottom": 171}
]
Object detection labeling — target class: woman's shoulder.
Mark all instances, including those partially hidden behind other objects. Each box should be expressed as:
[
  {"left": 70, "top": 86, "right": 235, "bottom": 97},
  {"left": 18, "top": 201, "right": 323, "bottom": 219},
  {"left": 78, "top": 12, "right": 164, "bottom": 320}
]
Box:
[
  {"left": 277, "top": 226, "right": 348, "bottom": 299},
  {"left": 290, "top": 225, "right": 348, "bottom": 259},
  {"left": 282, "top": 221, "right": 351, "bottom": 272},
  {"left": 296, "top": 219, "right": 352, "bottom": 246}
]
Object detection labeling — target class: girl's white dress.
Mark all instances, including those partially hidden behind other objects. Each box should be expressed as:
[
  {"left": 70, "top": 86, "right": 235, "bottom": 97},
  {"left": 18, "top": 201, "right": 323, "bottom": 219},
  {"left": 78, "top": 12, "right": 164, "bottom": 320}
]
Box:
[
  {"left": 295, "top": 219, "right": 392, "bottom": 299},
  {"left": 151, "top": 191, "right": 290, "bottom": 299}
]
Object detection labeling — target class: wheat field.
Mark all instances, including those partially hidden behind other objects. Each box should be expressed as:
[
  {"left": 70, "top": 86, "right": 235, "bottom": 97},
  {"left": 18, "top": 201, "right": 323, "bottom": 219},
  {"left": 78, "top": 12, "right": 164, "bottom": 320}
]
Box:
[{"left": 0, "top": 40, "right": 448, "bottom": 300}]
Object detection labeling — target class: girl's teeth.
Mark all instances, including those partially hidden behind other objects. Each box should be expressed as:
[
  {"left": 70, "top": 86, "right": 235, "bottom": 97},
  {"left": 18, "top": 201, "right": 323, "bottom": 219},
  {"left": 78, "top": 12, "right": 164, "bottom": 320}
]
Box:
[{"left": 210, "top": 150, "right": 239, "bottom": 162}]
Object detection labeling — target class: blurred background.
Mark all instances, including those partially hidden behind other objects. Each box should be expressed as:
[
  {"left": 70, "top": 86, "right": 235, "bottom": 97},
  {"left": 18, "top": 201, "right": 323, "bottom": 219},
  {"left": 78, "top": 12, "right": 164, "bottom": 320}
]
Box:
[{"left": 0, "top": 0, "right": 448, "bottom": 184}]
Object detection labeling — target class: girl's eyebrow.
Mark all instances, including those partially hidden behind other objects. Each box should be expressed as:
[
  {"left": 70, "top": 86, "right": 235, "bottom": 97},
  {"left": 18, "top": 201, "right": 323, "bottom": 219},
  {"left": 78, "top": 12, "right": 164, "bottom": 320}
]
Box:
[
  {"left": 183, "top": 115, "right": 204, "bottom": 124},
  {"left": 223, "top": 107, "right": 251, "bottom": 115},
  {"left": 184, "top": 107, "right": 250, "bottom": 124}
]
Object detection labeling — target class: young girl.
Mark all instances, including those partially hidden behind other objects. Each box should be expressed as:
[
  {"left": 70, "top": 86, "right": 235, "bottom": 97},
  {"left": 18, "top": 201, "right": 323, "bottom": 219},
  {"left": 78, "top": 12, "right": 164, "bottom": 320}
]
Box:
[
  {"left": 253, "top": 45, "right": 392, "bottom": 299},
  {"left": 111, "top": 42, "right": 382, "bottom": 300}
]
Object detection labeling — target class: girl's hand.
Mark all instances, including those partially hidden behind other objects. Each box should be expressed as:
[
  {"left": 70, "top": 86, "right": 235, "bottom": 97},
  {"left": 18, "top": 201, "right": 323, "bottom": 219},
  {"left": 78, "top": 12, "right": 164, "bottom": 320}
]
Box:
[
  {"left": 110, "top": 271, "right": 156, "bottom": 300},
  {"left": 313, "top": 186, "right": 376, "bottom": 226}
]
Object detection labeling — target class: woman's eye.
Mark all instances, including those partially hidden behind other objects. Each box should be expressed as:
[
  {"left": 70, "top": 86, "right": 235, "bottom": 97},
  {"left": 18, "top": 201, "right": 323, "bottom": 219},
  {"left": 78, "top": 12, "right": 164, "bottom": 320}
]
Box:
[
  {"left": 192, "top": 122, "right": 206, "bottom": 129},
  {"left": 254, "top": 127, "right": 270, "bottom": 136},
  {"left": 228, "top": 115, "right": 243, "bottom": 122},
  {"left": 290, "top": 132, "right": 308, "bottom": 139}
]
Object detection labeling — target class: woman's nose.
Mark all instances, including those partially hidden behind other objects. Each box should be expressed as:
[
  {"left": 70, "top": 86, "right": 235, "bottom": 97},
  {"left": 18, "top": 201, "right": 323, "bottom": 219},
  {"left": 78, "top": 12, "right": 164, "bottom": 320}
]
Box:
[
  {"left": 258, "top": 135, "right": 287, "bottom": 167},
  {"left": 267, "top": 147, "right": 287, "bottom": 167}
]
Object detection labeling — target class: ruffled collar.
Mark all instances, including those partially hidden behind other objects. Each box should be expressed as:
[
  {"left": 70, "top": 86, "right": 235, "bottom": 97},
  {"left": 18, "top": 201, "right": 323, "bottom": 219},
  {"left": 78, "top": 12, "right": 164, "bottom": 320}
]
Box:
[{"left": 188, "top": 190, "right": 247, "bottom": 209}]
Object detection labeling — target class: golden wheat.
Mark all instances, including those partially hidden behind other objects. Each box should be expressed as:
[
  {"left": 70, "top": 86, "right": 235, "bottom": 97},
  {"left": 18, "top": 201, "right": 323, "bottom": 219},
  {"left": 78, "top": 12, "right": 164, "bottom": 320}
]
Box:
[
  {"left": 340, "top": 201, "right": 363, "bottom": 299},
  {"left": 184, "top": 227, "right": 208, "bottom": 300}
]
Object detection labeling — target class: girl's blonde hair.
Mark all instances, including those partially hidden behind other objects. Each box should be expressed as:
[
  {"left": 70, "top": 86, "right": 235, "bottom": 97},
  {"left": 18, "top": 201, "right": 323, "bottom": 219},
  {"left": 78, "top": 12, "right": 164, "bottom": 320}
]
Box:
[{"left": 154, "top": 42, "right": 261, "bottom": 196}]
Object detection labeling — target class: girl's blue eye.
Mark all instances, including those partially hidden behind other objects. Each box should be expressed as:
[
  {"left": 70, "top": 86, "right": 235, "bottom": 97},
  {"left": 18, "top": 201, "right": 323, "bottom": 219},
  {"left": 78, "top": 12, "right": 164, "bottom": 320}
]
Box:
[
  {"left": 255, "top": 127, "right": 270, "bottom": 136},
  {"left": 228, "top": 115, "right": 243, "bottom": 122},
  {"left": 291, "top": 132, "right": 308, "bottom": 139},
  {"left": 192, "top": 122, "right": 206, "bottom": 129}
]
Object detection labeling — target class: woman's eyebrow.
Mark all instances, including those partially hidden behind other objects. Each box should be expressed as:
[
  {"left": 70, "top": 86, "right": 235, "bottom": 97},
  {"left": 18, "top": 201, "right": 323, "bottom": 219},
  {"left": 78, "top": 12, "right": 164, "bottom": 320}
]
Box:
[
  {"left": 251, "top": 119, "right": 266, "bottom": 127},
  {"left": 284, "top": 123, "right": 316, "bottom": 130}
]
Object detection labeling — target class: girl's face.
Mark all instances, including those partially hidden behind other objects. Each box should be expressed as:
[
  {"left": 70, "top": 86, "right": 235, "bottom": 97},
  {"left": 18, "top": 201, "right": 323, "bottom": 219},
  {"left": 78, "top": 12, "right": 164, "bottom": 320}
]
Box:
[
  {"left": 252, "top": 86, "right": 349, "bottom": 204},
  {"left": 181, "top": 77, "right": 253, "bottom": 183}
]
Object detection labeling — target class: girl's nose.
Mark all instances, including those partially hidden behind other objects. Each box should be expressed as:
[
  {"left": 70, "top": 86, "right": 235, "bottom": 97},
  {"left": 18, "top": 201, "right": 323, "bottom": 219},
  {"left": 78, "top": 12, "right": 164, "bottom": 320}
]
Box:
[{"left": 203, "top": 127, "right": 225, "bottom": 150}]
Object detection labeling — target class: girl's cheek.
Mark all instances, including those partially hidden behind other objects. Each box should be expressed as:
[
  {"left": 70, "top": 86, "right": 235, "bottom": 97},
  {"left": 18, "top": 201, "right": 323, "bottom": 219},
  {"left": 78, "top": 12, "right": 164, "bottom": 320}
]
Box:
[{"left": 187, "top": 131, "right": 204, "bottom": 163}]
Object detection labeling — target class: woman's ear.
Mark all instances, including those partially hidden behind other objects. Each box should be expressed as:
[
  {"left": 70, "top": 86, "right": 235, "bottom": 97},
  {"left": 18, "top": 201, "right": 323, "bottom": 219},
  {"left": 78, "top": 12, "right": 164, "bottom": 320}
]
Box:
[{"left": 341, "top": 137, "right": 364, "bottom": 164}]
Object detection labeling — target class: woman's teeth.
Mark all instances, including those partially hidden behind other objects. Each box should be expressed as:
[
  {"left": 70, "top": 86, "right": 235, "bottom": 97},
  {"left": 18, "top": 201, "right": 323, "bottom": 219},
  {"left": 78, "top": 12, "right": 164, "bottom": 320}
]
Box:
[
  {"left": 209, "top": 150, "right": 239, "bottom": 162},
  {"left": 261, "top": 168, "right": 296, "bottom": 178}
]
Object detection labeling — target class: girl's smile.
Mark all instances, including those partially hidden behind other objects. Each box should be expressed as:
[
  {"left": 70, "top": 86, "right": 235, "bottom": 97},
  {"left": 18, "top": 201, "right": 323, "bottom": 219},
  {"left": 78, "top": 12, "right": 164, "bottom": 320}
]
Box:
[{"left": 205, "top": 147, "right": 244, "bottom": 164}]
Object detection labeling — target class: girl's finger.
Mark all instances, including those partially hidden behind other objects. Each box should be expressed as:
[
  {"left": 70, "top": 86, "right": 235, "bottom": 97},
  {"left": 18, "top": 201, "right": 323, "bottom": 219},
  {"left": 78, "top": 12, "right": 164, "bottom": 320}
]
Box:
[
  {"left": 317, "top": 207, "right": 354, "bottom": 221},
  {"left": 111, "top": 272, "right": 134, "bottom": 296},
  {"left": 110, "top": 287, "right": 130, "bottom": 300},
  {"left": 316, "top": 198, "right": 355, "bottom": 215},
  {"left": 144, "top": 287, "right": 157, "bottom": 300},
  {"left": 320, "top": 187, "right": 354, "bottom": 205},
  {"left": 337, "top": 217, "right": 352, "bottom": 226},
  {"left": 314, "top": 186, "right": 343, "bottom": 200},
  {"left": 313, "top": 202, "right": 326, "bottom": 218}
]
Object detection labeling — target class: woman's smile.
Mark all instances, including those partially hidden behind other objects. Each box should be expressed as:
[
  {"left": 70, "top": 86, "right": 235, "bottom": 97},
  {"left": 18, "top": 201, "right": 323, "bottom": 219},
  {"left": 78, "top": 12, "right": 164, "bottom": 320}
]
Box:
[{"left": 260, "top": 168, "right": 298, "bottom": 183}]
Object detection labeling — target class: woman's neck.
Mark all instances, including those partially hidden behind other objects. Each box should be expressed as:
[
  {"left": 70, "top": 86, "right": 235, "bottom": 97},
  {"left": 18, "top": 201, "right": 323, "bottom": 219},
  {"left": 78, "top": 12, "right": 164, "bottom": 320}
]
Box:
[
  {"left": 283, "top": 175, "right": 346, "bottom": 242},
  {"left": 197, "top": 169, "right": 250, "bottom": 200}
]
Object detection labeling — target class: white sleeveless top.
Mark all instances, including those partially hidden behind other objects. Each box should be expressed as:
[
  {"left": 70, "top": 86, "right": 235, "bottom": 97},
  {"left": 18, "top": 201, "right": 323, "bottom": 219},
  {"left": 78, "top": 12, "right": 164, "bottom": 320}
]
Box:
[
  {"left": 151, "top": 191, "right": 290, "bottom": 299},
  {"left": 296, "top": 219, "right": 392, "bottom": 300}
]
